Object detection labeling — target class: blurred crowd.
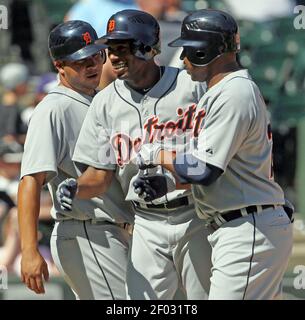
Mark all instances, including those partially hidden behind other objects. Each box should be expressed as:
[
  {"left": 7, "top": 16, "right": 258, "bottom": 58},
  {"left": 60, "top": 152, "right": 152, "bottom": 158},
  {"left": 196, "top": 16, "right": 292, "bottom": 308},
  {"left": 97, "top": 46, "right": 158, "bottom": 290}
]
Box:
[
  {"left": 0, "top": 0, "right": 302, "bottom": 279},
  {"left": 0, "top": 62, "right": 59, "bottom": 277}
]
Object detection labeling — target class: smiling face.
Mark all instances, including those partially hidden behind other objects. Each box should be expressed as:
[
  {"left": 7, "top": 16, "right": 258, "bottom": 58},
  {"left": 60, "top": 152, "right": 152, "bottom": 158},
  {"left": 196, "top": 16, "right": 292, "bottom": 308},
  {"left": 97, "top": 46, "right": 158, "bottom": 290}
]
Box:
[
  {"left": 107, "top": 41, "right": 149, "bottom": 81},
  {"left": 55, "top": 51, "right": 104, "bottom": 95}
]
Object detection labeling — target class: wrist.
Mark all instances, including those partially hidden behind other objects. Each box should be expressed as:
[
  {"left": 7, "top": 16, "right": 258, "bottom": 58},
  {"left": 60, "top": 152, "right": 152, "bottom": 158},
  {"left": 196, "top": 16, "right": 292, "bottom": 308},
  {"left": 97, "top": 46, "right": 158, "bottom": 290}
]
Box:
[{"left": 21, "top": 244, "right": 39, "bottom": 253}]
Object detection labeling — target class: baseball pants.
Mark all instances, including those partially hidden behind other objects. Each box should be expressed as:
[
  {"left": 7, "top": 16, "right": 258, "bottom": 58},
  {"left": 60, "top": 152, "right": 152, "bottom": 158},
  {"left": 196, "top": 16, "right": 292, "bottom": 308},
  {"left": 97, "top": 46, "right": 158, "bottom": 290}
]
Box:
[
  {"left": 50, "top": 219, "right": 130, "bottom": 300},
  {"left": 207, "top": 206, "right": 293, "bottom": 300},
  {"left": 126, "top": 207, "right": 212, "bottom": 300}
]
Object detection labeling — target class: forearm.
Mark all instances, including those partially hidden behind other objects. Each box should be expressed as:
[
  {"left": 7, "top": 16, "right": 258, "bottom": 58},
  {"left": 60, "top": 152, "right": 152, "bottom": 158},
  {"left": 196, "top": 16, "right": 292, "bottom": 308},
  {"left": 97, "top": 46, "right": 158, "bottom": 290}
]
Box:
[
  {"left": 76, "top": 166, "right": 114, "bottom": 199},
  {"left": 156, "top": 150, "right": 190, "bottom": 189},
  {"left": 17, "top": 175, "right": 44, "bottom": 252},
  {"left": 157, "top": 149, "right": 176, "bottom": 173}
]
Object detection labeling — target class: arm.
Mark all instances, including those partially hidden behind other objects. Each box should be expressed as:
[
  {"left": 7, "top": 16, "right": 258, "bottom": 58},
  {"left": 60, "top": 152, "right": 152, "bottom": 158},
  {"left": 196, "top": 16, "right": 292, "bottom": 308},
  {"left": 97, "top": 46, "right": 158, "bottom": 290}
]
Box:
[
  {"left": 17, "top": 172, "right": 49, "bottom": 294},
  {"left": 158, "top": 150, "right": 223, "bottom": 185},
  {"left": 76, "top": 166, "right": 114, "bottom": 199},
  {"left": 139, "top": 146, "right": 223, "bottom": 186},
  {"left": 56, "top": 166, "right": 114, "bottom": 211}
]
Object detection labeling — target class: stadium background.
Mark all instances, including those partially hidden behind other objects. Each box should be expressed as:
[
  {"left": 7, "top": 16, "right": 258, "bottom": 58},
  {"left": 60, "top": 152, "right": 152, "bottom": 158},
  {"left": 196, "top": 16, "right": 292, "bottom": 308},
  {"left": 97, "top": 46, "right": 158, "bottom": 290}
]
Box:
[{"left": 0, "top": 0, "right": 304, "bottom": 300}]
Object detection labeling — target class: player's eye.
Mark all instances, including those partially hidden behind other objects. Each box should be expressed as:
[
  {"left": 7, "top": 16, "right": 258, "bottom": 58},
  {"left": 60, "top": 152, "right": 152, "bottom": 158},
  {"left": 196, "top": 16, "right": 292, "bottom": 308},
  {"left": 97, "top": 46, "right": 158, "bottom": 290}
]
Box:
[{"left": 109, "top": 45, "right": 130, "bottom": 55}]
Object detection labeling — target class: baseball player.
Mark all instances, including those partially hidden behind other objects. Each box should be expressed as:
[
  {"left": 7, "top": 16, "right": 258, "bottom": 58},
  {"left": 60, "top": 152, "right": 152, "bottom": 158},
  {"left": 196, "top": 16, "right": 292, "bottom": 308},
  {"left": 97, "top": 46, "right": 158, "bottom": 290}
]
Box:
[
  {"left": 135, "top": 9, "right": 294, "bottom": 300},
  {"left": 57, "top": 10, "right": 212, "bottom": 300},
  {"left": 18, "top": 21, "right": 134, "bottom": 300}
]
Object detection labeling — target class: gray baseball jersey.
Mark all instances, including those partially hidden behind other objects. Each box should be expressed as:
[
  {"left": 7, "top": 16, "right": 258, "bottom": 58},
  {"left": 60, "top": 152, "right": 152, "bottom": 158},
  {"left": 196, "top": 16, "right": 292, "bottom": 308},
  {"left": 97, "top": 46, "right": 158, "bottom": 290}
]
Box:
[
  {"left": 191, "top": 69, "right": 285, "bottom": 219},
  {"left": 73, "top": 66, "right": 212, "bottom": 299},
  {"left": 187, "top": 69, "right": 293, "bottom": 300},
  {"left": 73, "top": 67, "right": 207, "bottom": 206},
  {"left": 21, "top": 85, "right": 133, "bottom": 224},
  {"left": 20, "top": 85, "right": 133, "bottom": 299}
]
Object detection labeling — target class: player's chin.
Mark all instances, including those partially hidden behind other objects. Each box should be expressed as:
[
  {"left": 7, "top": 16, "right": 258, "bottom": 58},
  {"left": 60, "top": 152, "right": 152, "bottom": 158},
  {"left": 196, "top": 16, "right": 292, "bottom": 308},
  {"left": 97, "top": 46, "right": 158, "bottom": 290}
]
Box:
[
  {"left": 112, "top": 67, "right": 127, "bottom": 78},
  {"left": 115, "top": 70, "right": 129, "bottom": 80},
  {"left": 189, "top": 73, "right": 203, "bottom": 82}
]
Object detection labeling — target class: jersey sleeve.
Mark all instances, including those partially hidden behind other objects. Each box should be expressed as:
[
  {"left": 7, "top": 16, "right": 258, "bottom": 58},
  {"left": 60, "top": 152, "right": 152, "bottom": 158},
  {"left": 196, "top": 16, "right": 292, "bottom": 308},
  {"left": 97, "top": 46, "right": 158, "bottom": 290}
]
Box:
[
  {"left": 192, "top": 88, "right": 253, "bottom": 171},
  {"left": 72, "top": 96, "right": 116, "bottom": 171},
  {"left": 20, "top": 105, "right": 65, "bottom": 183}
]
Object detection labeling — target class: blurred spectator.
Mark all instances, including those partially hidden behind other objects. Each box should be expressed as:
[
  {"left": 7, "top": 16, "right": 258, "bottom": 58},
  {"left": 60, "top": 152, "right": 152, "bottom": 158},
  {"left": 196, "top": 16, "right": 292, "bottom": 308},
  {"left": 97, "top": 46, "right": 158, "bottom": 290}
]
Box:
[
  {"left": 137, "top": 0, "right": 187, "bottom": 67},
  {"left": 20, "top": 73, "right": 58, "bottom": 129},
  {"left": 0, "top": 144, "right": 58, "bottom": 276},
  {"left": 10, "top": 0, "right": 34, "bottom": 64},
  {"left": 0, "top": 63, "right": 29, "bottom": 146},
  {"left": 223, "top": 0, "right": 296, "bottom": 21},
  {"left": 0, "top": 208, "right": 20, "bottom": 273},
  {"left": 0, "top": 207, "right": 59, "bottom": 276},
  {"left": 0, "top": 142, "right": 22, "bottom": 204},
  {"left": 65, "top": 0, "right": 139, "bottom": 37}
]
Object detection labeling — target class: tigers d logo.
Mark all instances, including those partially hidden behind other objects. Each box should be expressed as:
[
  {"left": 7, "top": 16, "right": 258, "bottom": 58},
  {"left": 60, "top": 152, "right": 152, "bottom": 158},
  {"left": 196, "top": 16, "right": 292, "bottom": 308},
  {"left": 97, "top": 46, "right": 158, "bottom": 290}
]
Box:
[
  {"left": 108, "top": 19, "right": 116, "bottom": 32},
  {"left": 82, "top": 32, "right": 92, "bottom": 45}
]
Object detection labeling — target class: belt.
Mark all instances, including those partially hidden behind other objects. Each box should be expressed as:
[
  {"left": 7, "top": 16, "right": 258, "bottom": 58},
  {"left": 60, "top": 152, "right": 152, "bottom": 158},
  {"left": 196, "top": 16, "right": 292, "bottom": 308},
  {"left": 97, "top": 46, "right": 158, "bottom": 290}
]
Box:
[
  {"left": 89, "top": 219, "right": 129, "bottom": 229},
  {"left": 133, "top": 196, "right": 190, "bottom": 210},
  {"left": 55, "top": 218, "right": 130, "bottom": 230},
  {"left": 206, "top": 204, "right": 293, "bottom": 231}
]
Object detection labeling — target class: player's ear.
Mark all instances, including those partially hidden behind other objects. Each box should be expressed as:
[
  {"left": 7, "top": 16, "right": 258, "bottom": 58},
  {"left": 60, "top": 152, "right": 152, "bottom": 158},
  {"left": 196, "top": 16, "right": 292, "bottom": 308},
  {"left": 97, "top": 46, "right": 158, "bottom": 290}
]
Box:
[{"left": 54, "top": 60, "right": 65, "bottom": 75}]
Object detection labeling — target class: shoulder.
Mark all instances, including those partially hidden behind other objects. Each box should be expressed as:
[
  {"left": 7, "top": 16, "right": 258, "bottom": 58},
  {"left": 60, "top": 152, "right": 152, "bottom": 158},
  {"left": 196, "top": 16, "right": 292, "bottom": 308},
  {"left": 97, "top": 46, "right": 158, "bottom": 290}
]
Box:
[
  {"left": 30, "top": 88, "right": 84, "bottom": 124},
  {"left": 91, "top": 82, "right": 117, "bottom": 114},
  {"left": 221, "top": 70, "right": 259, "bottom": 101},
  {"left": 94, "top": 81, "right": 117, "bottom": 101}
]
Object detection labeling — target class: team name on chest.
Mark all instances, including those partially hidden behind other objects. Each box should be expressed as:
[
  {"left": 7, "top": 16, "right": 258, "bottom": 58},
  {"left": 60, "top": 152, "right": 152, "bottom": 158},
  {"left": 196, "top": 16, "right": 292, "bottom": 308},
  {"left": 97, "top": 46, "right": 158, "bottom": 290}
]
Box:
[{"left": 111, "top": 104, "right": 206, "bottom": 166}]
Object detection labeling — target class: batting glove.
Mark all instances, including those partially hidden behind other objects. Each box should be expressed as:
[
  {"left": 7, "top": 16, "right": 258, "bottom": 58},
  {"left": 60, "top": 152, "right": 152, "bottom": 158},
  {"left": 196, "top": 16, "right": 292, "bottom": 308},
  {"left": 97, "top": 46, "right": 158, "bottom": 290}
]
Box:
[
  {"left": 132, "top": 170, "right": 176, "bottom": 202},
  {"left": 136, "top": 143, "right": 162, "bottom": 169},
  {"left": 56, "top": 178, "right": 78, "bottom": 211}
]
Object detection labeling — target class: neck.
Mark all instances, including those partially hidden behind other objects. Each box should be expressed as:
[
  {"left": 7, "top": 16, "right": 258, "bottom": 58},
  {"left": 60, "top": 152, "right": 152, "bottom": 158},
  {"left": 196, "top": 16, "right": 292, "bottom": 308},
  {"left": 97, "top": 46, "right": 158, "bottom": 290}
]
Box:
[
  {"left": 207, "top": 60, "right": 241, "bottom": 89},
  {"left": 59, "top": 75, "right": 95, "bottom": 96},
  {"left": 126, "top": 62, "right": 161, "bottom": 91}
]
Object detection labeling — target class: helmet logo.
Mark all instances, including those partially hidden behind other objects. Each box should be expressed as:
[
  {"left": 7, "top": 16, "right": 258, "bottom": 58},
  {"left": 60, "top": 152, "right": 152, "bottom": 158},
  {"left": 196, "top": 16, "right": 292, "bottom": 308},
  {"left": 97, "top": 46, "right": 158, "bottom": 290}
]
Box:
[
  {"left": 108, "top": 20, "right": 116, "bottom": 32},
  {"left": 82, "top": 32, "right": 92, "bottom": 45}
]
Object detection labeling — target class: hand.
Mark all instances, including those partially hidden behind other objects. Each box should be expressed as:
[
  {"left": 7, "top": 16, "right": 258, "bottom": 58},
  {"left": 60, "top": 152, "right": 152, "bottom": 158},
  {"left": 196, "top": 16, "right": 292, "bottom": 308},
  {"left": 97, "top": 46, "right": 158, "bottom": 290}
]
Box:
[
  {"left": 136, "top": 143, "right": 162, "bottom": 169},
  {"left": 56, "top": 178, "right": 78, "bottom": 211},
  {"left": 21, "top": 249, "right": 49, "bottom": 294},
  {"left": 133, "top": 172, "right": 176, "bottom": 202},
  {"left": 133, "top": 175, "right": 166, "bottom": 201}
]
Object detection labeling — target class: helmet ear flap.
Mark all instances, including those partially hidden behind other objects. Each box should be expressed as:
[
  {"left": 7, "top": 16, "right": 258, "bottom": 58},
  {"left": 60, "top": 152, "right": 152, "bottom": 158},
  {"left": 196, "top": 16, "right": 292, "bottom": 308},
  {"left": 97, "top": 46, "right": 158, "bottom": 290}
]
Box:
[
  {"left": 132, "top": 40, "right": 160, "bottom": 60},
  {"left": 101, "top": 50, "right": 107, "bottom": 64},
  {"left": 144, "top": 45, "right": 152, "bottom": 53},
  {"left": 195, "top": 49, "right": 206, "bottom": 59}
]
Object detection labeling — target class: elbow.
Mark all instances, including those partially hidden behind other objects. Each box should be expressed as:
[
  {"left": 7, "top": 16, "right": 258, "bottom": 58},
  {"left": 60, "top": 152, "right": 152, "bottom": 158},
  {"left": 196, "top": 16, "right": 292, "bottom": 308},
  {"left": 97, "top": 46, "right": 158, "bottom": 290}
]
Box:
[{"left": 174, "top": 154, "right": 223, "bottom": 186}]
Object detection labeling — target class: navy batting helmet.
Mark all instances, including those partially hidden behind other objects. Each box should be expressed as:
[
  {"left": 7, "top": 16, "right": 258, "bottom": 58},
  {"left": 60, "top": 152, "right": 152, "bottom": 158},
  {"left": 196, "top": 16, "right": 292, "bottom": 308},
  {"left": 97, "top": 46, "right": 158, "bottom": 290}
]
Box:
[
  {"left": 169, "top": 9, "right": 239, "bottom": 66},
  {"left": 98, "top": 10, "right": 160, "bottom": 60},
  {"left": 48, "top": 20, "right": 107, "bottom": 61}
]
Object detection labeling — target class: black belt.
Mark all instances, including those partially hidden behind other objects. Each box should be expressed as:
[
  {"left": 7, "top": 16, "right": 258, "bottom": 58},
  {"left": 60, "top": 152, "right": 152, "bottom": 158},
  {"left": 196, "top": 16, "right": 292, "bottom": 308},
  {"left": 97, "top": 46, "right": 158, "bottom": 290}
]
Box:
[
  {"left": 133, "top": 196, "right": 190, "bottom": 210},
  {"left": 208, "top": 204, "right": 293, "bottom": 231}
]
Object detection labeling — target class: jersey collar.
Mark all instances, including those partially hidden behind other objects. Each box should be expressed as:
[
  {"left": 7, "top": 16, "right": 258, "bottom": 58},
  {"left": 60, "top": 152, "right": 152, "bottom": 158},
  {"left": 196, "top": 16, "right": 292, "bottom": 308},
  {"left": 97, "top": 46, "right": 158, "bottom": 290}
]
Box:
[{"left": 49, "top": 85, "right": 95, "bottom": 106}]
